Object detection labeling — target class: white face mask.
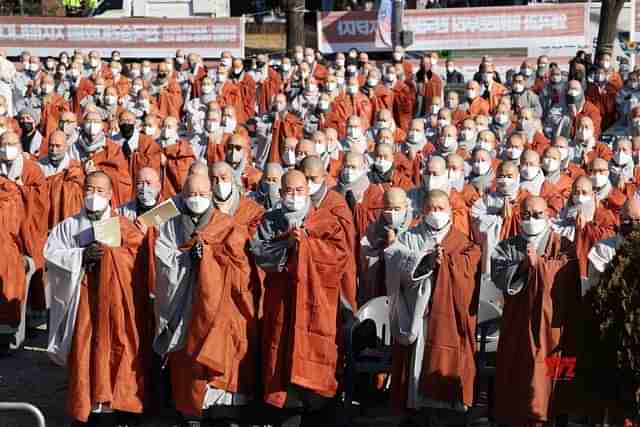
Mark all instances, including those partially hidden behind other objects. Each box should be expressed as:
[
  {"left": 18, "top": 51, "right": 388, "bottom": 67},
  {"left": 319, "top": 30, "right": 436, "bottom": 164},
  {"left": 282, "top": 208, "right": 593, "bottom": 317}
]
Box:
[
  {"left": 494, "top": 114, "right": 509, "bottom": 125},
  {"left": 0, "top": 145, "right": 19, "bottom": 161},
  {"left": 137, "top": 185, "right": 159, "bottom": 207},
  {"left": 374, "top": 158, "right": 393, "bottom": 174},
  {"left": 86, "top": 122, "right": 102, "bottom": 137},
  {"left": 520, "top": 165, "right": 540, "bottom": 181},
  {"left": 368, "top": 78, "right": 379, "bottom": 87},
  {"left": 162, "top": 127, "right": 177, "bottom": 140},
  {"left": 513, "top": 83, "right": 524, "bottom": 93},
  {"left": 283, "top": 149, "right": 296, "bottom": 166},
  {"left": 557, "top": 147, "right": 569, "bottom": 161},
  {"left": 425, "top": 210, "right": 450, "bottom": 230},
  {"left": 461, "top": 129, "right": 476, "bottom": 142},
  {"left": 315, "top": 143, "right": 326, "bottom": 154},
  {"left": 542, "top": 158, "right": 560, "bottom": 173},
  {"left": 441, "top": 136, "right": 457, "bottom": 151},
  {"left": 222, "top": 58, "right": 232, "bottom": 68},
  {"left": 506, "top": 147, "right": 523, "bottom": 160},
  {"left": 591, "top": 173, "right": 609, "bottom": 188},
  {"left": 222, "top": 118, "right": 236, "bottom": 133},
  {"left": 572, "top": 194, "right": 592, "bottom": 206},
  {"left": 472, "top": 160, "right": 490, "bottom": 176},
  {"left": 144, "top": 126, "right": 156, "bottom": 136},
  {"left": 85, "top": 193, "right": 109, "bottom": 212},
  {"left": 579, "top": 128, "right": 593, "bottom": 142},
  {"left": 466, "top": 90, "right": 476, "bottom": 100},
  {"left": 383, "top": 209, "right": 406, "bottom": 229},
  {"left": 283, "top": 194, "right": 306, "bottom": 211},
  {"left": 202, "top": 85, "right": 214, "bottom": 94},
  {"left": 207, "top": 121, "right": 220, "bottom": 133},
  {"left": 614, "top": 150, "right": 633, "bottom": 166},
  {"left": 308, "top": 180, "right": 322, "bottom": 195},
  {"left": 342, "top": 167, "right": 362, "bottom": 183},
  {"left": 185, "top": 195, "right": 210, "bottom": 214},
  {"left": 104, "top": 95, "right": 117, "bottom": 106},
  {"left": 424, "top": 174, "right": 449, "bottom": 191},
  {"left": 347, "top": 85, "right": 359, "bottom": 95},
  {"left": 521, "top": 217, "right": 547, "bottom": 236},
  {"left": 214, "top": 181, "right": 233, "bottom": 200},
  {"left": 347, "top": 126, "right": 361, "bottom": 139},
  {"left": 496, "top": 176, "right": 519, "bottom": 196}
]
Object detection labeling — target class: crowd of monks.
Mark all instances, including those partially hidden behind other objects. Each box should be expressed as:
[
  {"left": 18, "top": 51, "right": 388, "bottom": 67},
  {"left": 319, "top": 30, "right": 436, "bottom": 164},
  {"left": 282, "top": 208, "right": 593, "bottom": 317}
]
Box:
[{"left": 0, "top": 45, "right": 639, "bottom": 427}]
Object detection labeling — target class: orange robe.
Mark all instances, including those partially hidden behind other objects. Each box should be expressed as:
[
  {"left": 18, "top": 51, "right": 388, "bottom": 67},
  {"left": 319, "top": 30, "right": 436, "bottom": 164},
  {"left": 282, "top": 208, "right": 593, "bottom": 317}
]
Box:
[
  {"left": 167, "top": 211, "right": 257, "bottom": 417},
  {"left": 369, "top": 85, "right": 394, "bottom": 117},
  {"left": 217, "top": 82, "right": 245, "bottom": 123},
  {"left": 257, "top": 69, "right": 283, "bottom": 115},
  {"left": 45, "top": 160, "right": 85, "bottom": 229},
  {"left": 571, "top": 101, "right": 602, "bottom": 139},
  {"left": 89, "top": 141, "right": 134, "bottom": 208},
  {"left": 526, "top": 132, "right": 550, "bottom": 157},
  {"left": 421, "top": 72, "right": 443, "bottom": 111},
  {"left": 189, "top": 66, "right": 208, "bottom": 99},
  {"left": 391, "top": 228, "right": 480, "bottom": 410},
  {"left": 468, "top": 97, "right": 490, "bottom": 116},
  {"left": 110, "top": 76, "right": 131, "bottom": 98},
  {"left": 494, "top": 232, "right": 579, "bottom": 425},
  {"left": 40, "top": 94, "right": 70, "bottom": 145},
  {"left": 0, "top": 184, "right": 29, "bottom": 329},
  {"left": 311, "top": 63, "right": 329, "bottom": 86},
  {"left": 257, "top": 204, "right": 350, "bottom": 407},
  {"left": 392, "top": 81, "right": 415, "bottom": 131},
  {"left": 486, "top": 82, "right": 508, "bottom": 113},
  {"left": 73, "top": 78, "right": 95, "bottom": 115},
  {"left": 66, "top": 217, "right": 148, "bottom": 422},
  {"left": 126, "top": 133, "right": 163, "bottom": 179},
  {"left": 160, "top": 140, "right": 195, "bottom": 200},
  {"left": 236, "top": 73, "right": 257, "bottom": 124},
  {"left": 267, "top": 113, "right": 304, "bottom": 164},
  {"left": 156, "top": 77, "right": 183, "bottom": 119},
  {"left": 586, "top": 82, "right": 618, "bottom": 131},
  {"left": 331, "top": 93, "right": 374, "bottom": 138}
]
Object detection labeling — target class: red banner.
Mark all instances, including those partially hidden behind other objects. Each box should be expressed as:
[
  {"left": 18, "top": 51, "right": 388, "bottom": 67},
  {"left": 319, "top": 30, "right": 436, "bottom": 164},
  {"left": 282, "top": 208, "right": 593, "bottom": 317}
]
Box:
[
  {"left": 0, "top": 16, "right": 245, "bottom": 58},
  {"left": 317, "top": 4, "right": 587, "bottom": 53}
]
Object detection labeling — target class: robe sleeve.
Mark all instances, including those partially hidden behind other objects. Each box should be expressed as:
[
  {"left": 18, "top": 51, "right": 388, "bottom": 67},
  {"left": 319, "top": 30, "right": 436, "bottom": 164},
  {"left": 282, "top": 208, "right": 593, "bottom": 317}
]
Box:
[
  {"left": 44, "top": 221, "right": 85, "bottom": 366},
  {"left": 153, "top": 220, "right": 195, "bottom": 357},
  {"left": 491, "top": 239, "right": 527, "bottom": 295},
  {"left": 249, "top": 217, "right": 289, "bottom": 273}
]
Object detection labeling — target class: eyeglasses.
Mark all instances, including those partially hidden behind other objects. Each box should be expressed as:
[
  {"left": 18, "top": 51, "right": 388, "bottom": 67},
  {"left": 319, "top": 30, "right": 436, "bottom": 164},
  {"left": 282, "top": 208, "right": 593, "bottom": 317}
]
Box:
[{"left": 521, "top": 211, "right": 546, "bottom": 220}]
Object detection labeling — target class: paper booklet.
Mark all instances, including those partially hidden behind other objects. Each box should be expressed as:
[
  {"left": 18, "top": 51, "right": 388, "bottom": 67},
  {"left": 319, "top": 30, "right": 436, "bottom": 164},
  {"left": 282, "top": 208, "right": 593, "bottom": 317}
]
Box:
[
  {"left": 138, "top": 198, "right": 180, "bottom": 227},
  {"left": 93, "top": 216, "right": 122, "bottom": 247}
]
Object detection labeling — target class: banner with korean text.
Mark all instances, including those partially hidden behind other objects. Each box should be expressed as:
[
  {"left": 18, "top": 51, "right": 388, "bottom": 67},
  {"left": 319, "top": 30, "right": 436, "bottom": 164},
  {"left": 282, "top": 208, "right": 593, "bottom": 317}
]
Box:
[
  {"left": 0, "top": 16, "right": 245, "bottom": 58},
  {"left": 317, "top": 3, "right": 587, "bottom": 53}
]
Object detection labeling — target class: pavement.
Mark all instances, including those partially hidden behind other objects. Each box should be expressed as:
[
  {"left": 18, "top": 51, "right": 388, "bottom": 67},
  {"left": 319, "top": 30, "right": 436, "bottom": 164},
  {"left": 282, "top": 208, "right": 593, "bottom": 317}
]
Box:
[{"left": 0, "top": 327, "right": 494, "bottom": 427}]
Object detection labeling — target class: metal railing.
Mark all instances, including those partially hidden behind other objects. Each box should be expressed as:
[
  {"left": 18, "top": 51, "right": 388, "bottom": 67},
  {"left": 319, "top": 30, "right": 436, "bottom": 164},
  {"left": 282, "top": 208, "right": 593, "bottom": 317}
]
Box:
[{"left": 0, "top": 402, "right": 46, "bottom": 427}]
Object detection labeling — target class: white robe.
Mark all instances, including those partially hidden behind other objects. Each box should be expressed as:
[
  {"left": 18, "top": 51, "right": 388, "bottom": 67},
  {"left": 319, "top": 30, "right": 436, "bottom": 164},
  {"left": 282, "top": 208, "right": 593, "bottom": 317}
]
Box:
[{"left": 44, "top": 208, "right": 110, "bottom": 366}]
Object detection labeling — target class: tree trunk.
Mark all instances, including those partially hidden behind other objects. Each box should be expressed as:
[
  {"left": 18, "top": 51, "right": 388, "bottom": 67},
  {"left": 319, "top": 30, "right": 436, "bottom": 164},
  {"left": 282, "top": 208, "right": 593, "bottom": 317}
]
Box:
[
  {"left": 595, "top": 0, "right": 625, "bottom": 59},
  {"left": 286, "top": 0, "right": 305, "bottom": 52}
]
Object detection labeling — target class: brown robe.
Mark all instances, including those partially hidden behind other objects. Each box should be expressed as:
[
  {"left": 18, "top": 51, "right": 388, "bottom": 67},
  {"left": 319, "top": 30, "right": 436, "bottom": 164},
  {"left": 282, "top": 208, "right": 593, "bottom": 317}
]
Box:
[
  {"left": 156, "top": 77, "right": 183, "bottom": 119},
  {"left": 160, "top": 140, "right": 196, "bottom": 200},
  {"left": 391, "top": 228, "right": 481, "bottom": 409},
  {"left": 574, "top": 205, "right": 617, "bottom": 278},
  {"left": 168, "top": 211, "right": 257, "bottom": 417},
  {"left": 257, "top": 204, "right": 350, "bottom": 407},
  {"left": 88, "top": 140, "right": 134, "bottom": 208},
  {"left": 267, "top": 113, "right": 304, "bottom": 164},
  {"left": 66, "top": 217, "right": 148, "bottom": 422},
  {"left": 494, "top": 231, "right": 580, "bottom": 425},
  {"left": 40, "top": 94, "right": 70, "bottom": 145},
  {"left": 126, "top": 133, "right": 163, "bottom": 179},
  {"left": 332, "top": 93, "right": 374, "bottom": 137},
  {"left": 45, "top": 160, "right": 85, "bottom": 229}
]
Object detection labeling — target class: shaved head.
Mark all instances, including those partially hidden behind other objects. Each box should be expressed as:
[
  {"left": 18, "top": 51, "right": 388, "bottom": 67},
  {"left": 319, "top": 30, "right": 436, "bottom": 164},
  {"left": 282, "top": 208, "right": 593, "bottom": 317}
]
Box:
[
  {"left": 424, "top": 190, "right": 451, "bottom": 211},
  {"left": 622, "top": 198, "right": 640, "bottom": 221},
  {"left": 188, "top": 160, "right": 209, "bottom": 177},
  {"left": 522, "top": 195, "right": 547, "bottom": 213},
  {"left": 384, "top": 187, "right": 408, "bottom": 207},
  {"left": 300, "top": 155, "right": 325, "bottom": 176},
  {"left": 183, "top": 173, "right": 211, "bottom": 194}
]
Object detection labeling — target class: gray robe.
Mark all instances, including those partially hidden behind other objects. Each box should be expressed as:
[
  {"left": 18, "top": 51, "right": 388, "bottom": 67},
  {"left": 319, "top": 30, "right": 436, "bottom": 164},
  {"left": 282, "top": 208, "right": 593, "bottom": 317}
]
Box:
[
  {"left": 384, "top": 223, "right": 466, "bottom": 411},
  {"left": 44, "top": 208, "right": 111, "bottom": 366},
  {"left": 153, "top": 203, "right": 247, "bottom": 408}
]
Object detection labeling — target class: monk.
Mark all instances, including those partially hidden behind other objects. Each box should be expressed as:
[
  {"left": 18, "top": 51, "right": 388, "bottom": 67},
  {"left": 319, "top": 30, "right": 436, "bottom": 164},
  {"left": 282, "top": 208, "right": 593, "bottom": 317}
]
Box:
[
  {"left": 44, "top": 171, "right": 148, "bottom": 425},
  {"left": 461, "top": 148, "right": 495, "bottom": 208},
  {"left": 519, "top": 149, "right": 564, "bottom": 215},
  {"left": 491, "top": 196, "right": 580, "bottom": 425},
  {"left": 250, "top": 162, "right": 284, "bottom": 211},
  {"left": 551, "top": 176, "right": 617, "bottom": 278},
  {"left": 250, "top": 170, "right": 350, "bottom": 425},
  {"left": 541, "top": 146, "right": 573, "bottom": 201},
  {"left": 386, "top": 189, "right": 480, "bottom": 423},
  {"left": 214, "top": 65, "right": 244, "bottom": 124},
  {"left": 154, "top": 174, "right": 257, "bottom": 425},
  {"left": 590, "top": 157, "right": 627, "bottom": 215},
  {"left": 332, "top": 77, "right": 374, "bottom": 138},
  {"left": 334, "top": 151, "right": 382, "bottom": 239},
  {"left": 366, "top": 68, "right": 394, "bottom": 117},
  {"left": 158, "top": 116, "right": 195, "bottom": 199},
  {"left": 39, "top": 73, "right": 70, "bottom": 143},
  {"left": 300, "top": 155, "right": 357, "bottom": 312},
  {"left": 359, "top": 187, "right": 412, "bottom": 304},
  {"left": 409, "top": 156, "right": 469, "bottom": 236},
  {"left": 39, "top": 130, "right": 85, "bottom": 228},
  {"left": 230, "top": 58, "right": 256, "bottom": 123},
  {"left": 69, "top": 111, "right": 133, "bottom": 207},
  {"left": 117, "top": 110, "right": 162, "bottom": 179},
  {"left": 255, "top": 53, "right": 283, "bottom": 115},
  {"left": 264, "top": 94, "right": 304, "bottom": 165},
  {"left": 116, "top": 167, "right": 162, "bottom": 226},
  {"left": 209, "top": 161, "right": 264, "bottom": 237},
  {"left": 369, "top": 142, "right": 413, "bottom": 190},
  {"left": 466, "top": 80, "right": 490, "bottom": 116},
  {"left": 387, "top": 64, "right": 415, "bottom": 131},
  {"left": 224, "top": 133, "right": 262, "bottom": 194},
  {"left": 152, "top": 62, "right": 183, "bottom": 119}
]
